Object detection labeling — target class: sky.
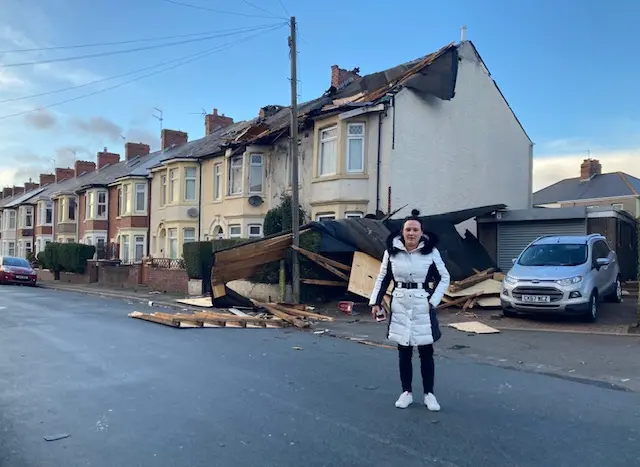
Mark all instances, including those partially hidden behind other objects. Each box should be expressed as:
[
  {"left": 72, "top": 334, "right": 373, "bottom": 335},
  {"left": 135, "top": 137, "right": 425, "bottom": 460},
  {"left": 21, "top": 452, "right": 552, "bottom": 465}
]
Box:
[{"left": 0, "top": 0, "right": 638, "bottom": 192}]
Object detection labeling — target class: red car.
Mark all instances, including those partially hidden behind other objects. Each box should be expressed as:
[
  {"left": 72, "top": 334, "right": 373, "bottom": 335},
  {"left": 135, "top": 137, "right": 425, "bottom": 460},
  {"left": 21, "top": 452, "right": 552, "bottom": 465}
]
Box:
[{"left": 0, "top": 256, "right": 38, "bottom": 286}]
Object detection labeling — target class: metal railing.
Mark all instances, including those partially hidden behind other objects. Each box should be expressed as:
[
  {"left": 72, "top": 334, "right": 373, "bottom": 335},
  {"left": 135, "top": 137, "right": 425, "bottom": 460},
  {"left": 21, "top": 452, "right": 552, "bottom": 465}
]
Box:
[{"left": 150, "top": 258, "right": 185, "bottom": 270}]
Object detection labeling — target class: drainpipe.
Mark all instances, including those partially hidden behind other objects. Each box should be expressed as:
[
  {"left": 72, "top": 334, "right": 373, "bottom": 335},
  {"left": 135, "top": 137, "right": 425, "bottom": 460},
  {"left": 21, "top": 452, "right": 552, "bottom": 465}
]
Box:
[
  {"left": 376, "top": 110, "right": 383, "bottom": 213},
  {"left": 146, "top": 178, "right": 151, "bottom": 257},
  {"left": 74, "top": 195, "right": 79, "bottom": 243},
  {"left": 197, "top": 159, "right": 202, "bottom": 241}
]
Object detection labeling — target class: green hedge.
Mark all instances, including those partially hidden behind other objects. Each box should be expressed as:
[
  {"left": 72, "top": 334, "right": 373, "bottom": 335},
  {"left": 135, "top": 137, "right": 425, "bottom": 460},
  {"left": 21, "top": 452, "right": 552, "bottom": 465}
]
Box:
[
  {"left": 183, "top": 242, "right": 213, "bottom": 280},
  {"left": 41, "top": 242, "right": 95, "bottom": 274}
]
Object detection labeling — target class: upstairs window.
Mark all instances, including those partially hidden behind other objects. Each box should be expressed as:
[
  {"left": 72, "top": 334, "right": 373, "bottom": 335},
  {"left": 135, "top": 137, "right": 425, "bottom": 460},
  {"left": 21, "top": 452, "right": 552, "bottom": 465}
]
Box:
[
  {"left": 135, "top": 183, "right": 146, "bottom": 213},
  {"left": 213, "top": 163, "right": 222, "bottom": 200},
  {"left": 318, "top": 126, "right": 337, "bottom": 176},
  {"left": 24, "top": 206, "right": 33, "bottom": 228},
  {"left": 346, "top": 123, "right": 365, "bottom": 173},
  {"left": 169, "top": 169, "right": 177, "bottom": 203},
  {"left": 97, "top": 191, "right": 107, "bottom": 218},
  {"left": 160, "top": 175, "right": 167, "bottom": 206},
  {"left": 184, "top": 167, "right": 197, "bottom": 201},
  {"left": 249, "top": 154, "right": 264, "bottom": 193},
  {"left": 67, "top": 198, "right": 76, "bottom": 221},
  {"left": 228, "top": 156, "right": 243, "bottom": 195}
]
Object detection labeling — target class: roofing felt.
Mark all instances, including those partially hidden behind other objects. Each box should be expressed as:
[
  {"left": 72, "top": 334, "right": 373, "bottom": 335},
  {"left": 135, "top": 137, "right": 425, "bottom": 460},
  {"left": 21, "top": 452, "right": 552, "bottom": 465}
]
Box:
[{"left": 532, "top": 172, "right": 640, "bottom": 205}]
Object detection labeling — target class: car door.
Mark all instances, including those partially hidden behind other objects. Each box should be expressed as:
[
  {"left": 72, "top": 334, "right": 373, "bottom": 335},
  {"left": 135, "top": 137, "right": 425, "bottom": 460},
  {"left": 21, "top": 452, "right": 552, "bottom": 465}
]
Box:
[{"left": 593, "top": 240, "right": 615, "bottom": 294}]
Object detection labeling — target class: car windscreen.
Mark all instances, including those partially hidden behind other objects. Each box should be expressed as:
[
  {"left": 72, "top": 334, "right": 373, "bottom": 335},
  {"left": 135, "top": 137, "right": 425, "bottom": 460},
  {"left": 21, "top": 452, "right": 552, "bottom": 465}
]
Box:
[
  {"left": 2, "top": 257, "right": 30, "bottom": 268},
  {"left": 517, "top": 244, "right": 588, "bottom": 267}
]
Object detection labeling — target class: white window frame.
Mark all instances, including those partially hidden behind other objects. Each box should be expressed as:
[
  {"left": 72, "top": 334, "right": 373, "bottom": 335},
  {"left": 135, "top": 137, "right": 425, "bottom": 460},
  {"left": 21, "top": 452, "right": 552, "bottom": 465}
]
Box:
[
  {"left": 134, "top": 183, "right": 147, "bottom": 213},
  {"left": 85, "top": 192, "right": 93, "bottom": 220},
  {"left": 346, "top": 122, "right": 365, "bottom": 173},
  {"left": 8, "top": 210, "right": 16, "bottom": 229},
  {"left": 315, "top": 213, "right": 336, "bottom": 222},
  {"left": 58, "top": 199, "right": 65, "bottom": 223},
  {"left": 97, "top": 190, "right": 107, "bottom": 219},
  {"left": 228, "top": 224, "right": 242, "bottom": 239},
  {"left": 43, "top": 202, "right": 53, "bottom": 226},
  {"left": 168, "top": 228, "right": 178, "bottom": 259},
  {"left": 169, "top": 169, "right": 177, "bottom": 203},
  {"left": 345, "top": 211, "right": 364, "bottom": 219},
  {"left": 612, "top": 203, "right": 624, "bottom": 210},
  {"left": 248, "top": 154, "right": 264, "bottom": 194},
  {"left": 8, "top": 241, "right": 15, "bottom": 256},
  {"left": 247, "top": 224, "right": 263, "bottom": 238},
  {"left": 121, "top": 234, "right": 130, "bottom": 263},
  {"left": 160, "top": 175, "right": 167, "bottom": 206},
  {"left": 213, "top": 163, "right": 222, "bottom": 200},
  {"left": 184, "top": 167, "right": 197, "bottom": 201},
  {"left": 134, "top": 235, "right": 145, "bottom": 262},
  {"left": 318, "top": 125, "right": 338, "bottom": 176},
  {"left": 67, "top": 197, "right": 76, "bottom": 221},
  {"left": 183, "top": 227, "right": 196, "bottom": 244},
  {"left": 121, "top": 185, "right": 130, "bottom": 215},
  {"left": 228, "top": 156, "right": 243, "bottom": 196}
]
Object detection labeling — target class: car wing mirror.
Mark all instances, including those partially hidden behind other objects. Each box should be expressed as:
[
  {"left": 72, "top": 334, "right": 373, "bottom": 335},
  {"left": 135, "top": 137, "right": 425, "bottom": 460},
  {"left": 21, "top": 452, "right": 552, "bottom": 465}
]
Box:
[
  {"left": 596, "top": 257, "right": 610, "bottom": 268},
  {"left": 512, "top": 258, "right": 517, "bottom": 264}
]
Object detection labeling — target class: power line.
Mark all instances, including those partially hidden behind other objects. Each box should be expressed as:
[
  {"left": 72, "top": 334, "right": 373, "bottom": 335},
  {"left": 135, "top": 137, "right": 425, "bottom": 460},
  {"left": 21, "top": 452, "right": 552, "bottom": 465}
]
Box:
[
  {"left": 1, "top": 23, "right": 286, "bottom": 69},
  {"left": 0, "top": 24, "right": 285, "bottom": 104},
  {"left": 277, "top": 0, "right": 290, "bottom": 16},
  {"left": 0, "top": 24, "right": 282, "bottom": 54},
  {"left": 158, "top": 0, "right": 276, "bottom": 19},
  {"left": 240, "top": 0, "right": 286, "bottom": 20},
  {"left": 0, "top": 24, "right": 286, "bottom": 121}
]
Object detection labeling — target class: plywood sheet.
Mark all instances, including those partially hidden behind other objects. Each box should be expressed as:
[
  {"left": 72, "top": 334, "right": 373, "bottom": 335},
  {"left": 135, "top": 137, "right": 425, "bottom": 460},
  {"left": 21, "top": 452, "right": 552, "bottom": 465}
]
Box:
[
  {"left": 475, "top": 297, "right": 501, "bottom": 308},
  {"left": 449, "top": 321, "right": 500, "bottom": 334},
  {"left": 348, "top": 251, "right": 393, "bottom": 300},
  {"left": 176, "top": 297, "right": 213, "bottom": 308},
  {"left": 446, "top": 279, "right": 502, "bottom": 298}
]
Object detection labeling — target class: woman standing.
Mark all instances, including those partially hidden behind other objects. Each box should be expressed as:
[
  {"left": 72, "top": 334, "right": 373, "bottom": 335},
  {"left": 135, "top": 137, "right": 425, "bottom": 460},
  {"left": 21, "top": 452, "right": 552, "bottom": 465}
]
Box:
[{"left": 369, "top": 209, "right": 450, "bottom": 410}]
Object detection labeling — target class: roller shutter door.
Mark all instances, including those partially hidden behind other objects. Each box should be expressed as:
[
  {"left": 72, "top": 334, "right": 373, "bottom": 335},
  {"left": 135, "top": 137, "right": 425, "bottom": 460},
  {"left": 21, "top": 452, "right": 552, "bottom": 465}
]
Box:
[{"left": 497, "top": 220, "right": 587, "bottom": 272}]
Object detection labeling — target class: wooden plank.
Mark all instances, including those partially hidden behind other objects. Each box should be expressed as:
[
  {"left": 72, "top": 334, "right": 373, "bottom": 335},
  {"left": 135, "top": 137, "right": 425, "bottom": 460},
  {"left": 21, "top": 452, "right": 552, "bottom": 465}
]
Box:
[
  {"left": 493, "top": 272, "right": 505, "bottom": 281},
  {"left": 254, "top": 302, "right": 310, "bottom": 328},
  {"left": 347, "top": 251, "right": 393, "bottom": 300},
  {"left": 290, "top": 245, "right": 352, "bottom": 272},
  {"left": 438, "top": 292, "right": 484, "bottom": 310},
  {"left": 228, "top": 307, "right": 250, "bottom": 317},
  {"left": 449, "top": 268, "right": 496, "bottom": 293},
  {"left": 290, "top": 246, "right": 349, "bottom": 281},
  {"left": 301, "top": 279, "right": 348, "bottom": 287},
  {"left": 267, "top": 303, "right": 334, "bottom": 322},
  {"left": 212, "top": 285, "right": 226, "bottom": 298},
  {"left": 128, "top": 311, "right": 180, "bottom": 328},
  {"left": 446, "top": 279, "right": 502, "bottom": 298}
]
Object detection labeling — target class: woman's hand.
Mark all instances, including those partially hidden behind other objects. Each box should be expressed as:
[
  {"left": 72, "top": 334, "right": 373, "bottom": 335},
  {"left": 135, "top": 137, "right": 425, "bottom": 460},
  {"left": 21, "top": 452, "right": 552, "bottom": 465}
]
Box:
[{"left": 371, "top": 305, "right": 386, "bottom": 321}]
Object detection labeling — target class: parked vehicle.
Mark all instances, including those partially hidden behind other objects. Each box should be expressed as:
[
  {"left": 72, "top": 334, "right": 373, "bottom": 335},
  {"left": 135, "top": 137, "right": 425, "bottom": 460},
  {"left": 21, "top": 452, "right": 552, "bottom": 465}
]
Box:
[
  {"left": 0, "top": 256, "right": 38, "bottom": 287},
  {"left": 501, "top": 234, "right": 622, "bottom": 322}
]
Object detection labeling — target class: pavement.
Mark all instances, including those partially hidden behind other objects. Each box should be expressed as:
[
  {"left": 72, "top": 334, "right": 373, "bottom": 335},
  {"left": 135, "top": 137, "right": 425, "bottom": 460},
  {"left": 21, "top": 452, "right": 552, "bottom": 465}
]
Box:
[{"left": 2, "top": 284, "right": 640, "bottom": 466}]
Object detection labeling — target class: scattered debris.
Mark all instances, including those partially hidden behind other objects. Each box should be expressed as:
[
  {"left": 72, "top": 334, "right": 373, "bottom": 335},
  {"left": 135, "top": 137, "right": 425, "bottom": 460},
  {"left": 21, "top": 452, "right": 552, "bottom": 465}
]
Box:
[
  {"left": 292, "top": 346, "right": 303, "bottom": 351},
  {"left": 449, "top": 321, "right": 500, "bottom": 334},
  {"left": 44, "top": 433, "right": 70, "bottom": 442}
]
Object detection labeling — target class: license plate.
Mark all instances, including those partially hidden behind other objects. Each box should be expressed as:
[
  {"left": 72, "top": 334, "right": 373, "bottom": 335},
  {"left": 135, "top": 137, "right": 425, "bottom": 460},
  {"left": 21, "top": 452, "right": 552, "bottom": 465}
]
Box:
[
  {"left": 522, "top": 295, "right": 550, "bottom": 303},
  {"left": 15, "top": 275, "right": 29, "bottom": 280}
]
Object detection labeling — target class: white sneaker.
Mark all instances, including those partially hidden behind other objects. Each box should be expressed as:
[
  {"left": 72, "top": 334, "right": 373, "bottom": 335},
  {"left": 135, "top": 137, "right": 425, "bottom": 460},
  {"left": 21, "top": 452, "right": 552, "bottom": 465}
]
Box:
[
  {"left": 424, "top": 393, "right": 440, "bottom": 411},
  {"left": 395, "top": 391, "right": 413, "bottom": 409}
]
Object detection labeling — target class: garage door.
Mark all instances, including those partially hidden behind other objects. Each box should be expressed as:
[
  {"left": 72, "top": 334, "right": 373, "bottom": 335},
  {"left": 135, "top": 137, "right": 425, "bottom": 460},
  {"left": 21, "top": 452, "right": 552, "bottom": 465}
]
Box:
[{"left": 497, "top": 220, "right": 587, "bottom": 272}]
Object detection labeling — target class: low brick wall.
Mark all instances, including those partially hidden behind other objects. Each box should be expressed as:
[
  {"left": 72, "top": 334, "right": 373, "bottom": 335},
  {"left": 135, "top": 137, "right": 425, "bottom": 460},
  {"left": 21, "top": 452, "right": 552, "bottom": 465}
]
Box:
[
  {"left": 58, "top": 271, "right": 91, "bottom": 285},
  {"left": 37, "top": 269, "right": 55, "bottom": 282},
  {"left": 98, "top": 264, "right": 139, "bottom": 288},
  {"left": 146, "top": 267, "right": 189, "bottom": 294}
]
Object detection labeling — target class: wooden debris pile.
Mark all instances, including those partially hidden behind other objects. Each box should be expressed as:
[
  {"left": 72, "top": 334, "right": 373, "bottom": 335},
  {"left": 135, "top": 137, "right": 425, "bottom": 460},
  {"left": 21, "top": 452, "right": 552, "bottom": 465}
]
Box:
[
  {"left": 438, "top": 268, "right": 503, "bottom": 312},
  {"left": 128, "top": 302, "right": 334, "bottom": 329}
]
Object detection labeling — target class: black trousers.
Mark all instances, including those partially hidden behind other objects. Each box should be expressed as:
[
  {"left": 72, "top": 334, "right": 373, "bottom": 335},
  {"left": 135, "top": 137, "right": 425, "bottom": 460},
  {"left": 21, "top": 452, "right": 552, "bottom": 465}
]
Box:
[{"left": 398, "top": 344, "right": 435, "bottom": 394}]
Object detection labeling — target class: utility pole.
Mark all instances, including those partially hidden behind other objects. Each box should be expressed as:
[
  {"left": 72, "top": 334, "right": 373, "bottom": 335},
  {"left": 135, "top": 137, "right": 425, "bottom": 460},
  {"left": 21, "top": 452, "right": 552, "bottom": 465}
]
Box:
[{"left": 289, "top": 16, "right": 301, "bottom": 304}]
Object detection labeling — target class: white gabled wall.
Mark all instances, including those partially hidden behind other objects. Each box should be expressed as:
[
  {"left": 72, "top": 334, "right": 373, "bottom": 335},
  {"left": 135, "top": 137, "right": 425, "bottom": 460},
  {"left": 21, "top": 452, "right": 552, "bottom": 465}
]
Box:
[{"left": 386, "top": 41, "right": 532, "bottom": 222}]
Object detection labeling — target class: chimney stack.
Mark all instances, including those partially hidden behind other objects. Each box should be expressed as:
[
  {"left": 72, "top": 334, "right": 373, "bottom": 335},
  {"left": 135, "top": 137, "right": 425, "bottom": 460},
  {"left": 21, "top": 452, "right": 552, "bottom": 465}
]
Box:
[
  {"left": 55, "top": 167, "right": 75, "bottom": 183},
  {"left": 258, "top": 105, "right": 284, "bottom": 121},
  {"left": 161, "top": 129, "right": 188, "bottom": 150},
  {"left": 97, "top": 148, "right": 120, "bottom": 170},
  {"left": 24, "top": 181, "right": 39, "bottom": 192},
  {"left": 12, "top": 186, "right": 24, "bottom": 196},
  {"left": 205, "top": 109, "right": 234, "bottom": 136},
  {"left": 2, "top": 187, "right": 12, "bottom": 198},
  {"left": 74, "top": 160, "right": 96, "bottom": 177},
  {"left": 331, "top": 65, "right": 360, "bottom": 90},
  {"left": 125, "top": 142, "right": 151, "bottom": 161},
  {"left": 580, "top": 159, "right": 602, "bottom": 181},
  {"left": 39, "top": 173, "right": 55, "bottom": 187}
]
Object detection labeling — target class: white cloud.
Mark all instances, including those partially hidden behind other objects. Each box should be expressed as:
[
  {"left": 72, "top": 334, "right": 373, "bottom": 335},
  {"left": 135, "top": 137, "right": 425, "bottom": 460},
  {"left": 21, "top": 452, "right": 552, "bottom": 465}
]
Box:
[{"left": 533, "top": 149, "right": 640, "bottom": 192}]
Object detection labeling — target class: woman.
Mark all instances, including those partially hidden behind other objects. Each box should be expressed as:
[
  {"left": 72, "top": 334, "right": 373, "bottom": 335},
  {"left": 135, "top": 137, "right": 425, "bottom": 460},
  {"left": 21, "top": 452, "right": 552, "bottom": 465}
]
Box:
[{"left": 369, "top": 209, "right": 450, "bottom": 410}]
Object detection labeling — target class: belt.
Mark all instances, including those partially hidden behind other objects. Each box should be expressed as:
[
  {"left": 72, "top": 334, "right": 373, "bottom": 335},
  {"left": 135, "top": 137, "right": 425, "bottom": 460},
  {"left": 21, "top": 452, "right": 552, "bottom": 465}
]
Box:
[{"left": 395, "top": 282, "right": 425, "bottom": 290}]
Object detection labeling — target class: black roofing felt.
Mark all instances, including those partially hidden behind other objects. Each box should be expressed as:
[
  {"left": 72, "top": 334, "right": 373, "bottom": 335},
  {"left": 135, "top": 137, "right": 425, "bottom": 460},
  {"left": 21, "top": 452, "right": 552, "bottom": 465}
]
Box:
[{"left": 533, "top": 172, "right": 640, "bottom": 205}]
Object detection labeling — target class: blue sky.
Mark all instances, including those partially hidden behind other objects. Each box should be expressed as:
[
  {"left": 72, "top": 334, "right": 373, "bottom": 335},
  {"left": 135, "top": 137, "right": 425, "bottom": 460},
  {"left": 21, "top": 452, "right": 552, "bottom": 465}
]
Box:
[{"left": 0, "top": 0, "right": 638, "bottom": 190}]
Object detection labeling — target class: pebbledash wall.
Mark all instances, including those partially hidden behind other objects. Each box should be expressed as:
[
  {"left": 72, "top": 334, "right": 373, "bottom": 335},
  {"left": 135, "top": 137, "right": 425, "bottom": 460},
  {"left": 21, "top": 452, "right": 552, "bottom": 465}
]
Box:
[{"left": 37, "top": 260, "right": 189, "bottom": 294}]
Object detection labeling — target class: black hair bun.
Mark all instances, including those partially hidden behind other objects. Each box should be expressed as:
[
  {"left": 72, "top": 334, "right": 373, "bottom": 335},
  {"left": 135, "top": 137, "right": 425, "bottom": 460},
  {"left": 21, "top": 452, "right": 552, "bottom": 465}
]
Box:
[{"left": 411, "top": 209, "right": 420, "bottom": 217}]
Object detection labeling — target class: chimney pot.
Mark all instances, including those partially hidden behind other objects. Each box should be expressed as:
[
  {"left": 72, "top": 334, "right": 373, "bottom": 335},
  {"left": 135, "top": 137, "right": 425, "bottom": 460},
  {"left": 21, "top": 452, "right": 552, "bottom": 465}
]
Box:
[
  {"left": 205, "top": 109, "right": 234, "bottom": 136},
  {"left": 125, "top": 142, "right": 151, "bottom": 160},
  {"left": 580, "top": 158, "right": 602, "bottom": 181}
]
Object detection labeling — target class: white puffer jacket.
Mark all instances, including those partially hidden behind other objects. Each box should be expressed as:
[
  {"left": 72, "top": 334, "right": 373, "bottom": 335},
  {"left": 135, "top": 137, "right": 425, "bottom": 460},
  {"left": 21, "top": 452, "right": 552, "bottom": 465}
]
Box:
[{"left": 369, "top": 233, "right": 450, "bottom": 346}]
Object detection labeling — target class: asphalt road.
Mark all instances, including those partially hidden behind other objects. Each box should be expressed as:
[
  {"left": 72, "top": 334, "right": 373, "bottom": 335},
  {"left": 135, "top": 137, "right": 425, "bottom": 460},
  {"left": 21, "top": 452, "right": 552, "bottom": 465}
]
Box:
[{"left": 1, "top": 286, "right": 639, "bottom": 467}]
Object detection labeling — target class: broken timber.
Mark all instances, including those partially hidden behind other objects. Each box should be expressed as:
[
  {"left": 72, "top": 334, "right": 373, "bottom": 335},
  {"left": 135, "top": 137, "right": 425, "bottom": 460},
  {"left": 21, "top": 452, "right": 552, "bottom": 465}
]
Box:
[
  {"left": 448, "top": 268, "right": 495, "bottom": 293},
  {"left": 290, "top": 245, "right": 350, "bottom": 281}
]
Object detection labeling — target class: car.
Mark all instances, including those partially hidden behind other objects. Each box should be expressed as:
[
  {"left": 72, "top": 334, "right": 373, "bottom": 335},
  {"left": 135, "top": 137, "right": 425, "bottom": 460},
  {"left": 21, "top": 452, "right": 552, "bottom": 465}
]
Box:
[
  {"left": 0, "top": 255, "right": 38, "bottom": 287},
  {"left": 500, "top": 234, "right": 622, "bottom": 322}
]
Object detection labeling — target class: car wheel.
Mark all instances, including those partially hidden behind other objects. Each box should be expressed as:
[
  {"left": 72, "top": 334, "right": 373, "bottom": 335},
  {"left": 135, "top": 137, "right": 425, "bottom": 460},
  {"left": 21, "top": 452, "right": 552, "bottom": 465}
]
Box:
[
  {"left": 585, "top": 292, "right": 598, "bottom": 322},
  {"left": 502, "top": 307, "right": 517, "bottom": 318},
  {"left": 606, "top": 277, "right": 623, "bottom": 303}
]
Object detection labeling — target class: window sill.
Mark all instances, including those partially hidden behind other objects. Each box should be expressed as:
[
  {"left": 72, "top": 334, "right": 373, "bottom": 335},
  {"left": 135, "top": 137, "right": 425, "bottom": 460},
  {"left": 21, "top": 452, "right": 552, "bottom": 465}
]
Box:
[{"left": 312, "top": 173, "right": 368, "bottom": 183}]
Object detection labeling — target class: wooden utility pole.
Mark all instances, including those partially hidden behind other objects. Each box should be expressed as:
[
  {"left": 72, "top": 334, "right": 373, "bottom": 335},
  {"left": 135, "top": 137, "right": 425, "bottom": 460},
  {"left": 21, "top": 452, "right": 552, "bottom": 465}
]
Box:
[{"left": 289, "top": 16, "right": 301, "bottom": 304}]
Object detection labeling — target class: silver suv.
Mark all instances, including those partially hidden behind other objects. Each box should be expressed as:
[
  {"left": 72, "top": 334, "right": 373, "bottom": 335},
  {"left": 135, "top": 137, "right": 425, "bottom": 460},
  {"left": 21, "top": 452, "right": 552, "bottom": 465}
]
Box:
[{"left": 501, "top": 234, "right": 622, "bottom": 322}]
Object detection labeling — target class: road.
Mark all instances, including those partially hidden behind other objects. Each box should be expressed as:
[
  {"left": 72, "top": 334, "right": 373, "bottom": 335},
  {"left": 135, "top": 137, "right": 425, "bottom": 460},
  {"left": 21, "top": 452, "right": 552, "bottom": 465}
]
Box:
[{"left": 1, "top": 285, "right": 639, "bottom": 467}]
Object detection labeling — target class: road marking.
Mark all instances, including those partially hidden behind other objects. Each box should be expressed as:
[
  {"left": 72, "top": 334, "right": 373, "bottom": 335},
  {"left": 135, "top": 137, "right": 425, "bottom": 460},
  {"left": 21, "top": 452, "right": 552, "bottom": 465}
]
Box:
[{"left": 0, "top": 306, "right": 6, "bottom": 310}]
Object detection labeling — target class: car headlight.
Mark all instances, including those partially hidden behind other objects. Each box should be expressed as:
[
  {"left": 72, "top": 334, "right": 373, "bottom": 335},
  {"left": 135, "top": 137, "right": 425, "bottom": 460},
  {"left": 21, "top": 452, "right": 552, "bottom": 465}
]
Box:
[
  {"left": 556, "top": 276, "right": 582, "bottom": 286},
  {"left": 504, "top": 275, "right": 517, "bottom": 285}
]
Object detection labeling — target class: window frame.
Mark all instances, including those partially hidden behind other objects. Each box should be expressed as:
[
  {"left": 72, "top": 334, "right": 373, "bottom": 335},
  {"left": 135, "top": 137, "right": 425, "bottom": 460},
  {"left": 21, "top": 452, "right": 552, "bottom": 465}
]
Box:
[
  {"left": 184, "top": 167, "right": 197, "bottom": 202},
  {"left": 168, "top": 228, "right": 178, "bottom": 259},
  {"left": 121, "top": 234, "right": 130, "bottom": 263},
  {"left": 247, "top": 224, "right": 263, "bottom": 238},
  {"left": 8, "top": 210, "right": 16, "bottom": 229},
  {"left": 346, "top": 122, "right": 365, "bottom": 173},
  {"left": 134, "top": 235, "right": 145, "bottom": 262},
  {"left": 67, "top": 197, "right": 76, "bottom": 221},
  {"left": 318, "top": 125, "right": 338, "bottom": 176},
  {"left": 228, "top": 224, "right": 242, "bottom": 239},
  {"left": 134, "top": 182, "right": 147, "bottom": 213},
  {"left": 97, "top": 190, "right": 107, "bottom": 219},
  {"left": 248, "top": 154, "right": 264, "bottom": 194},
  {"left": 183, "top": 227, "right": 196, "bottom": 245},
  {"left": 160, "top": 175, "right": 167, "bottom": 206},
  {"left": 169, "top": 169, "right": 177, "bottom": 203},
  {"left": 345, "top": 211, "right": 364, "bottom": 219},
  {"left": 213, "top": 163, "right": 222, "bottom": 200},
  {"left": 315, "top": 213, "right": 336, "bottom": 222},
  {"left": 228, "top": 155, "right": 243, "bottom": 196},
  {"left": 611, "top": 203, "right": 624, "bottom": 210}
]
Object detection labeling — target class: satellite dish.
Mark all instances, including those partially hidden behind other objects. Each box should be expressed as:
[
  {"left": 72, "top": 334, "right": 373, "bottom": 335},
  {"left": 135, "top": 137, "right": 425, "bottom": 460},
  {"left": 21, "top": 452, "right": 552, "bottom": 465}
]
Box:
[
  {"left": 248, "top": 195, "right": 263, "bottom": 207},
  {"left": 187, "top": 207, "right": 199, "bottom": 218}
]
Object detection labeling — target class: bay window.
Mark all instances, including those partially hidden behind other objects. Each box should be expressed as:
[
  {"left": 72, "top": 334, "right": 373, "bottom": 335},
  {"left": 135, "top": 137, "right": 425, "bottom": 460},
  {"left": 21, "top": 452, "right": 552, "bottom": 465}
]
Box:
[
  {"left": 38, "top": 202, "right": 52, "bottom": 226},
  {"left": 228, "top": 156, "right": 243, "bottom": 195},
  {"left": 346, "top": 123, "right": 365, "bottom": 173},
  {"left": 213, "top": 163, "right": 222, "bottom": 200},
  {"left": 135, "top": 183, "right": 146, "bottom": 213},
  {"left": 249, "top": 154, "right": 264, "bottom": 193},
  {"left": 184, "top": 167, "right": 196, "bottom": 201},
  {"left": 168, "top": 229, "right": 178, "bottom": 259},
  {"left": 169, "top": 169, "right": 177, "bottom": 203},
  {"left": 97, "top": 191, "right": 107, "bottom": 218},
  {"left": 160, "top": 175, "right": 167, "bottom": 206},
  {"left": 134, "top": 235, "right": 145, "bottom": 262},
  {"left": 318, "top": 126, "right": 337, "bottom": 176},
  {"left": 183, "top": 228, "right": 196, "bottom": 244}
]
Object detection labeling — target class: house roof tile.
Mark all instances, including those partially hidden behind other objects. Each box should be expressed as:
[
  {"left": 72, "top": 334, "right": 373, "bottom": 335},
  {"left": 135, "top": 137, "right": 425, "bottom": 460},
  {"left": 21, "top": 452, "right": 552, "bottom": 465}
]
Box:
[{"left": 532, "top": 171, "right": 640, "bottom": 205}]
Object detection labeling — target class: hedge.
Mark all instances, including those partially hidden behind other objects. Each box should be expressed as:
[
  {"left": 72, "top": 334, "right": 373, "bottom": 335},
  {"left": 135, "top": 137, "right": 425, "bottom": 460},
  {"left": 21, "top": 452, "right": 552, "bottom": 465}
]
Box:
[{"left": 41, "top": 242, "right": 95, "bottom": 274}]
